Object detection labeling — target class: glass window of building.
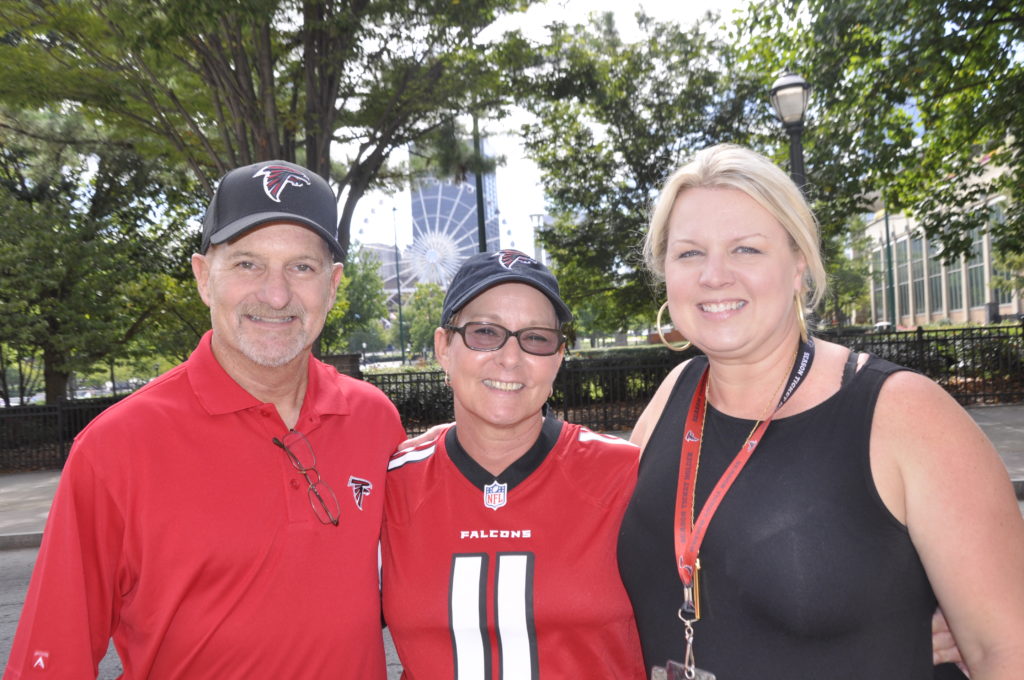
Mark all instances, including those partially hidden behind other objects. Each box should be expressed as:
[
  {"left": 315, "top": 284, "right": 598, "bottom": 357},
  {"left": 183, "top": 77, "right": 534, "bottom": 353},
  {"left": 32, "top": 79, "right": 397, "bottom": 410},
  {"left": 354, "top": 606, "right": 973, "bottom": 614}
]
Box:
[
  {"left": 872, "top": 248, "right": 885, "bottom": 321},
  {"left": 927, "top": 240, "right": 943, "bottom": 313},
  {"left": 966, "top": 228, "right": 985, "bottom": 308},
  {"left": 911, "top": 236, "right": 925, "bottom": 314},
  {"left": 947, "top": 254, "right": 963, "bottom": 311},
  {"left": 897, "top": 238, "right": 910, "bottom": 317},
  {"left": 988, "top": 204, "right": 1013, "bottom": 306},
  {"left": 992, "top": 263, "right": 1014, "bottom": 305}
]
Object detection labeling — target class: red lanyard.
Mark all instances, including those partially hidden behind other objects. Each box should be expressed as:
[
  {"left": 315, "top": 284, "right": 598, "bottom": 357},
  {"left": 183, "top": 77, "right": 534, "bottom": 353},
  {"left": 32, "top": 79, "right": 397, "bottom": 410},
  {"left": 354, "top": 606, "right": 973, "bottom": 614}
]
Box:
[{"left": 674, "top": 341, "right": 813, "bottom": 618}]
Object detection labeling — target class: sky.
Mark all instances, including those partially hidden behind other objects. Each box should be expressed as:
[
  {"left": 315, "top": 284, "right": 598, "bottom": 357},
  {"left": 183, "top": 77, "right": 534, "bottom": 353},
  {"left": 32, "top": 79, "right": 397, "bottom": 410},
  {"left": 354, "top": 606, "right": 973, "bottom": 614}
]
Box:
[{"left": 350, "top": 0, "right": 748, "bottom": 255}]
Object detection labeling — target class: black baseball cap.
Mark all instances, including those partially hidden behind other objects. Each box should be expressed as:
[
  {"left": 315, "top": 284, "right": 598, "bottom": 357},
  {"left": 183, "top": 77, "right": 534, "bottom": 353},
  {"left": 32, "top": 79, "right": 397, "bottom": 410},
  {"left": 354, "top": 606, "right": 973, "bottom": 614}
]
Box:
[
  {"left": 200, "top": 160, "right": 344, "bottom": 261},
  {"left": 441, "top": 250, "right": 573, "bottom": 327}
]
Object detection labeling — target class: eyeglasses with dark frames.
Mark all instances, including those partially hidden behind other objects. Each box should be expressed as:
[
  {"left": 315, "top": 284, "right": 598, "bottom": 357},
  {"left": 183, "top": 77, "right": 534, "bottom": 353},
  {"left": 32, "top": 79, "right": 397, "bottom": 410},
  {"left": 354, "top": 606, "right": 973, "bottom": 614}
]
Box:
[
  {"left": 272, "top": 431, "right": 341, "bottom": 526},
  {"left": 445, "top": 321, "right": 566, "bottom": 357}
]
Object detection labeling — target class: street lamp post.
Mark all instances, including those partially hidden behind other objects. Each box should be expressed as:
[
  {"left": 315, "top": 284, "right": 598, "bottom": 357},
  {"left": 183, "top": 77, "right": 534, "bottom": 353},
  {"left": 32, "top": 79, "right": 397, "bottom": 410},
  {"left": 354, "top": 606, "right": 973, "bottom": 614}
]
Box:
[
  {"left": 882, "top": 197, "right": 897, "bottom": 327},
  {"left": 392, "top": 206, "right": 406, "bottom": 364},
  {"left": 770, "top": 71, "right": 811, "bottom": 190},
  {"left": 472, "top": 113, "right": 488, "bottom": 253}
]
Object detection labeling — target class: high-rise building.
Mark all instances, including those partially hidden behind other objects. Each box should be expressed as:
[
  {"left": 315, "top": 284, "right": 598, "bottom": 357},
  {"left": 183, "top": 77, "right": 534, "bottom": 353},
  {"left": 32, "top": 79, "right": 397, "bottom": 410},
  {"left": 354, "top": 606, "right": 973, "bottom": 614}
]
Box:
[{"left": 865, "top": 202, "right": 1021, "bottom": 327}]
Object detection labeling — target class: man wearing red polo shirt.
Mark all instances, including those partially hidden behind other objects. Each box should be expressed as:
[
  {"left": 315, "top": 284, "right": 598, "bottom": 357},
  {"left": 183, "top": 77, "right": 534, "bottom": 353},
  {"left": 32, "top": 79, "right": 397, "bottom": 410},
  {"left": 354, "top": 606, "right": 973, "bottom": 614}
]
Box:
[{"left": 4, "top": 161, "right": 405, "bottom": 679}]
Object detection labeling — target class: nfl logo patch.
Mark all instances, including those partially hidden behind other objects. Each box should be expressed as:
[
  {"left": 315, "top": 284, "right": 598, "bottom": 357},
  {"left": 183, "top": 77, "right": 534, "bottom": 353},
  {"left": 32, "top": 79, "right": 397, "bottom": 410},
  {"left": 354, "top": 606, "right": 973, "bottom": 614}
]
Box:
[{"left": 483, "top": 481, "right": 508, "bottom": 511}]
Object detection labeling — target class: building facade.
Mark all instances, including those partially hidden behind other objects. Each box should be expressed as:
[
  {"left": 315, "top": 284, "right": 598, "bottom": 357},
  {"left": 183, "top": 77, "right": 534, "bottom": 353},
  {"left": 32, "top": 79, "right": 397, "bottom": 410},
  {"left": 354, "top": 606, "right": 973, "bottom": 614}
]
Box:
[{"left": 865, "top": 201, "right": 1021, "bottom": 327}]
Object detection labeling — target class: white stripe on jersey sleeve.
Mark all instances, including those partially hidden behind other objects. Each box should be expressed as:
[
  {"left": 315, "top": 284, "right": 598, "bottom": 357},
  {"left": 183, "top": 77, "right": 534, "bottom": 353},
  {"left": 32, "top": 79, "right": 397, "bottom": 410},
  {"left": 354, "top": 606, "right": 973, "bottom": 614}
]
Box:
[
  {"left": 577, "top": 428, "right": 639, "bottom": 447},
  {"left": 388, "top": 442, "right": 437, "bottom": 470}
]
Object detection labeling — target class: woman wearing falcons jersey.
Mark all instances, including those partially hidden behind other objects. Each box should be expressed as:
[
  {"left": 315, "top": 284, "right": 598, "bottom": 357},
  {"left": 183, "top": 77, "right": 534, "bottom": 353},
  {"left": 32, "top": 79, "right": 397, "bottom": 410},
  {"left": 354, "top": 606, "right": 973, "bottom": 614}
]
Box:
[{"left": 381, "top": 249, "right": 647, "bottom": 679}]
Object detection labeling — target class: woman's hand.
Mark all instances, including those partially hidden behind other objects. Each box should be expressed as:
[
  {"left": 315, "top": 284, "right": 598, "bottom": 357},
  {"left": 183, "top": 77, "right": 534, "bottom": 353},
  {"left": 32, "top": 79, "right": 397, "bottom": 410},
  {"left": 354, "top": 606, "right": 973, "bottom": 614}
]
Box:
[
  {"left": 398, "top": 423, "right": 451, "bottom": 451},
  {"left": 937, "top": 606, "right": 966, "bottom": 675},
  {"left": 932, "top": 608, "right": 969, "bottom": 676}
]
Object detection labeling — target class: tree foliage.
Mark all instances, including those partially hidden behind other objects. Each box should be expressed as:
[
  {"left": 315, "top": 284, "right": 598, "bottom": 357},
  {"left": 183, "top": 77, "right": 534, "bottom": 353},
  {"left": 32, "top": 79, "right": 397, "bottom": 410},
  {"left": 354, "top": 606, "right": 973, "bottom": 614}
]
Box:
[
  {"left": 819, "top": 217, "right": 872, "bottom": 327},
  {"left": 0, "top": 342, "right": 44, "bottom": 406},
  {"left": 410, "top": 116, "right": 503, "bottom": 185},
  {"left": 0, "top": 0, "right": 541, "bottom": 259},
  {"left": 404, "top": 282, "right": 445, "bottom": 358},
  {"left": 515, "top": 11, "right": 764, "bottom": 332},
  {"left": 129, "top": 271, "right": 211, "bottom": 365},
  {"left": 321, "top": 243, "right": 389, "bottom": 354},
  {"left": 993, "top": 251, "right": 1024, "bottom": 300},
  {"left": 737, "top": 0, "right": 1024, "bottom": 258},
  {"left": 0, "top": 110, "right": 202, "bottom": 401}
]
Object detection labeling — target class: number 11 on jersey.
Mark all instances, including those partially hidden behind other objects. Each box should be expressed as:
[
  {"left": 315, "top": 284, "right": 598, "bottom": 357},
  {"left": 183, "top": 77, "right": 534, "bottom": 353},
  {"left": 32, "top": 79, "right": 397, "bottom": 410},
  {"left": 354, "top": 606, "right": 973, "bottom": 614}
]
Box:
[{"left": 450, "top": 552, "right": 538, "bottom": 680}]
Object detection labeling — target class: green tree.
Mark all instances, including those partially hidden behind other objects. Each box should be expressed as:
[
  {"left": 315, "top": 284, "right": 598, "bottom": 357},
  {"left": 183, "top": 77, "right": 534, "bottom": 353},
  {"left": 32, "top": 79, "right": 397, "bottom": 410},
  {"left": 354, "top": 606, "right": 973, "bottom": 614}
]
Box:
[
  {"left": 0, "top": 111, "right": 199, "bottom": 401},
  {"left": 0, "top": 0, "right": 542, "bottom": 259},
  {"left": 821, "top": 218, "right": 872, "bottom": 327},
  {"left": 992, "top": 251, "right": 1024, "bottom": 302},
  {"left": 737, "top": 0, "right": 1024, "bottom": 258},
  {"left": 130, "top": 271, "right": 211, "bottom": 365},
  {"left": 404, "top": 283, "right": 446, "bottom": 359},
  {"left": 410, "top": 117, "right": 503, "bottom": 185},
  {"left": 348, "top": 326, "right": 389, "bottom": 356},
  {"left": 321, "top": 243, "right": 389, "bottom": 354},
  {"left": 0, "top": 344, "right": 44, "bottom": 406},
  {"left": 515, "top": 12, "right": 763, "bottom": 329}
]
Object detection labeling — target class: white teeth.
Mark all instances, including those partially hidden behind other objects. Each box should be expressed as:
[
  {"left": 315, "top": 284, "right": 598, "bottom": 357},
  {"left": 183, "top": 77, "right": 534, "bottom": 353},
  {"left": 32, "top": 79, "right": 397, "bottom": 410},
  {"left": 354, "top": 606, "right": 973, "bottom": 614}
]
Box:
[
  {"left": 700, "top": 301, "right": 744, "bottom": 313},
  {"left": 483, "top": 379, "right": 524, "bottom": 392},
  {"left": 249, "top": 315, "right": 293, "bottom": 323}
]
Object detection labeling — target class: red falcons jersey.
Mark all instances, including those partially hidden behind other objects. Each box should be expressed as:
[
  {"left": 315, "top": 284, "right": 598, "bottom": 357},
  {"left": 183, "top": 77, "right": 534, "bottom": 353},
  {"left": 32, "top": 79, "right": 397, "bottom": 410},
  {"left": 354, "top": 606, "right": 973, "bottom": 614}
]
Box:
[{"left": 381, "top": 417, "right": 645, "bottom": 680}]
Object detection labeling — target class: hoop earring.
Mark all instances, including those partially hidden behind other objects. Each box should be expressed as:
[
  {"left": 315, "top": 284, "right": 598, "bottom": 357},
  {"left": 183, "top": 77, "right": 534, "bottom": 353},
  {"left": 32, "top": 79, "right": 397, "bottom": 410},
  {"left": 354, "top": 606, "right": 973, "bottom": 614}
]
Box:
[
  {"left": 795, "top": 294, "right": 808, "bottom": 341},
  {"left": 657, "top": 301, "right": 691, "bottom": 352}
]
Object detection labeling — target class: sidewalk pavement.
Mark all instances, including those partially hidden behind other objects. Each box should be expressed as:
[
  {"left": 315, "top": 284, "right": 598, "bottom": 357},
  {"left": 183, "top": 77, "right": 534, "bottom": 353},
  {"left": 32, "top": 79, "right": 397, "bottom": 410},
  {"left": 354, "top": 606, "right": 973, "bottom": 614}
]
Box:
[{"left": 2, "top": 404, "right": 1022, "bottom": 550}]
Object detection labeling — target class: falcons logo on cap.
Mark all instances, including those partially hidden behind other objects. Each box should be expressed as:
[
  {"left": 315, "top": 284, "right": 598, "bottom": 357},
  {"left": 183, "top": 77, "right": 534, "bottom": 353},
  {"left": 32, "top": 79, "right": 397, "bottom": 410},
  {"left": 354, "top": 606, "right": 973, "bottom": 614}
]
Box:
[
  {"left": 253, "top": 164, "right": 311, "bottom": 202},
  {"left": 348, "top": 476, "right": 372, "bottom": 510},
  {"left": 493, "top": 249, "right": 537, "bottom": 270}
]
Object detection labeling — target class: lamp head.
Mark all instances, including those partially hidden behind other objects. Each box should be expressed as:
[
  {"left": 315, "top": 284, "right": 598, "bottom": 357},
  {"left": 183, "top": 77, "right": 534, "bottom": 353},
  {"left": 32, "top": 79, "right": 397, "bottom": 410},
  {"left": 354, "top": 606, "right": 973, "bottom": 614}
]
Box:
[{"left": 770, "top": 71, "right": 811, "bottom": 128}]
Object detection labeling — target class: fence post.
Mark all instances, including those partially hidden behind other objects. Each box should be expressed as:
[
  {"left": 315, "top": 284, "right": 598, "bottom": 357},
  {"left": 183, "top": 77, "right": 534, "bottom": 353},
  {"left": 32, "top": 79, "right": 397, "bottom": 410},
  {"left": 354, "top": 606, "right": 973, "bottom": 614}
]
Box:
[
  {"left": 559, "top": 365, "right": 570, "bottom": 421},
  {"left": 916, "top": 326, "right": 925, "bottom": 372},
  {"left": 57, "top": 398, "right": 68, "bottom": 462}
]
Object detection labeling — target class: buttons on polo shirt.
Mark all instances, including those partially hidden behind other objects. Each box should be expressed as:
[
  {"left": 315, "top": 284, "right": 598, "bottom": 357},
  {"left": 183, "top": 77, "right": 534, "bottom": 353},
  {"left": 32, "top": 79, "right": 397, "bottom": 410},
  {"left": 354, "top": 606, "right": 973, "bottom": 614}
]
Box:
[{"left": 289, "top": 478, "right": 301, "bottom": 490}]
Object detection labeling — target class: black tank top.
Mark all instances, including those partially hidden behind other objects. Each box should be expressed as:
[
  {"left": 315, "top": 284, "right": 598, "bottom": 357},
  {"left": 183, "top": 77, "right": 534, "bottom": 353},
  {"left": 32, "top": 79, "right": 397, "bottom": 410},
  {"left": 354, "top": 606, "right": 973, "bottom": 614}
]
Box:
[{"left": 617, "top": 355, "right": 937, "bottom": 679}]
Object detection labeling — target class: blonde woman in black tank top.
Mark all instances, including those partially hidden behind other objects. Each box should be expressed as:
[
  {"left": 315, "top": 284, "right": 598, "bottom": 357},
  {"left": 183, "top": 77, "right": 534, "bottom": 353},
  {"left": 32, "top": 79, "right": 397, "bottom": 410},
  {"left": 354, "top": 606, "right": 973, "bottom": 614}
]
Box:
[{"left": 619, "top": 144, "right": 1024, "bottom": 679}]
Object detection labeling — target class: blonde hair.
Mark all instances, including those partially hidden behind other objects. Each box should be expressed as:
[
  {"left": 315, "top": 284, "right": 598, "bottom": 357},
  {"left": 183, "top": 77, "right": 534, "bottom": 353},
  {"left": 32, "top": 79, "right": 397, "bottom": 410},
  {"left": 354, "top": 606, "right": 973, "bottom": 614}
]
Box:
[{"left": 642, "top": 144, "right": 826, "bottom": 310}]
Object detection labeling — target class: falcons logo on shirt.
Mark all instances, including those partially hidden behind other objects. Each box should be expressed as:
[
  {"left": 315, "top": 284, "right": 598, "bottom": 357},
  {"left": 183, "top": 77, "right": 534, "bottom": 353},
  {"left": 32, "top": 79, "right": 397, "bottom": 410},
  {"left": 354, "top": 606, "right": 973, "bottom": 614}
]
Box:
[
  {"left": 252, "top": 164, "right": 311, "bottom": 202},
  {"left": 348, "top": 476, "right": 372, "bottom": 510},
  {"left": 493, "top": 249, "right": 537, "bottom": 270}
]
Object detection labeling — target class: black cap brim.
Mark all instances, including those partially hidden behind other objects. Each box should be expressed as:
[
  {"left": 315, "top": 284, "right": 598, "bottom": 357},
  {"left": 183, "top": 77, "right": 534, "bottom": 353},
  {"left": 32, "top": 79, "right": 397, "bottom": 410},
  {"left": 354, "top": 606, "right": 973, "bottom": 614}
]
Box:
[
  {"left": 442, "top": 275, "right": 573, "bottom": 327},
  {"left": 205, "top": 212, "right": 345, "bottom": 261}
]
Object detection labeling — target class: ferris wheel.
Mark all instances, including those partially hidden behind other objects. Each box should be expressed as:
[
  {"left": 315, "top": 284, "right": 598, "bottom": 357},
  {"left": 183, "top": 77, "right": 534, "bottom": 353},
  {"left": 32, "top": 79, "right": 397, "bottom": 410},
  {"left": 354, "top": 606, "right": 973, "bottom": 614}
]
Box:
[{"left": 405, "top": 175, "right": 499, "bottom": 289}]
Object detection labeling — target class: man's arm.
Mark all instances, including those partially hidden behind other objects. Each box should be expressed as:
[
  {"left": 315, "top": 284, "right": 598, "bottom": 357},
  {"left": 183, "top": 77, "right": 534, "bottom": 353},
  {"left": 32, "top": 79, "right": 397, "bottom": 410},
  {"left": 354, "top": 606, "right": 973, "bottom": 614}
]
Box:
[{"left": 4, "top": 448, "right": 124, "bottom": 679}]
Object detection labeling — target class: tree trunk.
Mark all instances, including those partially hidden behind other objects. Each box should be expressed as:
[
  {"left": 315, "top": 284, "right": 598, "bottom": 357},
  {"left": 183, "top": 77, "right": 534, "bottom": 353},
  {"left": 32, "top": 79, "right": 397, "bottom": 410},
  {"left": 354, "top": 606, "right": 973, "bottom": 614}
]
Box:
[{"left": 43, "top": 347, "right": 70, "bottom": 404}]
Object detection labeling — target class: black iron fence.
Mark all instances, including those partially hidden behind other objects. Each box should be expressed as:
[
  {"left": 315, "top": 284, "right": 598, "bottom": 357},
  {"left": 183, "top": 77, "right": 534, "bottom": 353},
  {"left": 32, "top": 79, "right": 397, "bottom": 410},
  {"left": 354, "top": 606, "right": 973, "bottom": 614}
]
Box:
[
  {"left": 2, "top": 324, "right": 1021, "bottom": 471},
  {"left": 0, "top": 397, "right": 120, "bottom": 471},
  {"left": 817, "top": 322, "right": 1024, "bottom": 405}
]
